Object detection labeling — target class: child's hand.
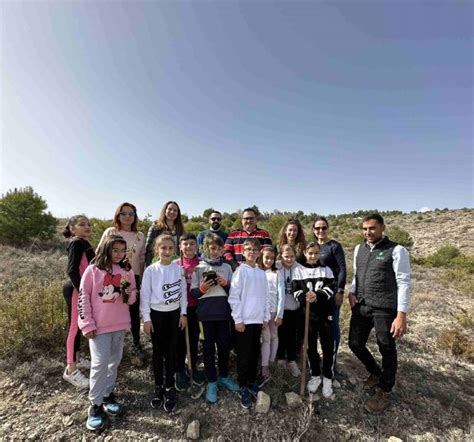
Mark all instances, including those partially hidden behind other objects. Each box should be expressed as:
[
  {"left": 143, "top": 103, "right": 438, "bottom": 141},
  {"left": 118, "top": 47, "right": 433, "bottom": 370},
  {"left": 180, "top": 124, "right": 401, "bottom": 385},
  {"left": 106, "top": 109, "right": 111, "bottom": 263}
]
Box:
[
  {"left": 275, "top": 317, "right": 283, "bottom": 327},
  {"left": 179, "top": 315, "right": 187, "bottom": 330},
  {"left": 306, "top": 291, "right": 317, "bottom": 303},
  {"left": 216, "top": 276, "right": 228, "bottom": 287},
  {"left": 262, "top": 321, "right": 268, "bottom": 330},
  {"left": 143, "top": 321, "right": 154, "bottom": 336},
  {"left": 199, "top": 279, "right": 215, "bottom": 294},
  {"left": 235, "top": 322, "right": 245, "bottom": 333},
  {"left": 84, "top": 330, "right": 96, "bottom": 339}
]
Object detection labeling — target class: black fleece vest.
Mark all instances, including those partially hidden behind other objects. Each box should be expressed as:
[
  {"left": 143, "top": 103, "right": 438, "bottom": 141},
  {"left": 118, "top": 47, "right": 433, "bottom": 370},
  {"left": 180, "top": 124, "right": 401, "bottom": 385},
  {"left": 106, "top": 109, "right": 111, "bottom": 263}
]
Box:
[{"left": 355, "top": 237, "right": 398, "bottom": 310}]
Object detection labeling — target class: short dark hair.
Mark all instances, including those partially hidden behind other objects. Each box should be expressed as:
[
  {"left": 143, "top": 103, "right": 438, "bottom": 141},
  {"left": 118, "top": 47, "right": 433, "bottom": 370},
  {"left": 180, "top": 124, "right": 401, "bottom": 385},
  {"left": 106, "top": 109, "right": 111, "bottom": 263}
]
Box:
[
  {"left": 209, "top": 210, "right": 222, "bottom": 218},
  {"left": 362, "top": 213, "right": 384, "bottom": 225},
  {"left": 179, "top": 233, "right": 197, "bottom": 243},
  {"left": 242, "top": 208, "right": 257, "bottom": 217}
]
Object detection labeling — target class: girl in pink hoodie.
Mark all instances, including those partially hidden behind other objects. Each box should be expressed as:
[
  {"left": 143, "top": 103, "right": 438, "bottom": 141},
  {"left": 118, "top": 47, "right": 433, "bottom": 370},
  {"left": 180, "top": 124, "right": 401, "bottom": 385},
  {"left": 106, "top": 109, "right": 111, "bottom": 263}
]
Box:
[{"left": 79, "top": 235, "right": 137, "bottom": 432}]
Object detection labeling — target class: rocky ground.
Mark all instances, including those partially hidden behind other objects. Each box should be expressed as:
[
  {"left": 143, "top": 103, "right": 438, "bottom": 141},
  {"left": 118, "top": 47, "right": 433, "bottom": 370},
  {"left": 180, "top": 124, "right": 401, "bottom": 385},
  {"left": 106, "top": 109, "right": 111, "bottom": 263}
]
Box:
[{"left": 0, "top": 209, "right": 473, "bottom": 440}]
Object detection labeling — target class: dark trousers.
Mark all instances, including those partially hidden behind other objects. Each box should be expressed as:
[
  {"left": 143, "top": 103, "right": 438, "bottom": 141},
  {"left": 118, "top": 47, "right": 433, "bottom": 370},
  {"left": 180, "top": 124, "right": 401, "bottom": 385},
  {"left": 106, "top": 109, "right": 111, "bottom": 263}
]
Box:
[
  {"left": 129, "top": 275, "right": 141, "bottom": 346},
  {"left": 177, "top": 306, "right": 200, "bottom": 373},
  {"left": 150, "top": 309, "right": 180, "bottom": 389},
  {"left": 332, "top": 304, "right": 341, "bottom": 373},
  {"left": 348, "top": 303, "right": 397, "bottom": 392},
  {"left": 202, "top": 320, "right": 231, "bottom": 382},
  {"left": 236, "top": 324, "right": 262, "bottom": 387},
  {"left": 277, "top": 309, "right": 298, "bottom": 362},
  {"left": 307, "top": 317, "right": 334, "bottom": 379},
  {"left": 63, "top": 281, "right": 81, "bottom": 362}
]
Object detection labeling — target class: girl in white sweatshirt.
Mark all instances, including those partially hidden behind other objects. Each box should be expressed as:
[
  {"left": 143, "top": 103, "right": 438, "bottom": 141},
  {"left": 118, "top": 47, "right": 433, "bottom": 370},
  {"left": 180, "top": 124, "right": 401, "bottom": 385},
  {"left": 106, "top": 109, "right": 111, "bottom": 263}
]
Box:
[{"left": 141, "top": 234, "right": 187, "bottom": 413}]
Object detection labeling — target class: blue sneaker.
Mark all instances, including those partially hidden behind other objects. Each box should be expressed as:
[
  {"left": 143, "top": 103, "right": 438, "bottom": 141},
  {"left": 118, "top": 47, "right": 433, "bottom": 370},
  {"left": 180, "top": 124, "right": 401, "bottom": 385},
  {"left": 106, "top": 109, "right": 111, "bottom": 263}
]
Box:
[
  {"left": 239, "top": 386, "right": 252, "bottom": 409},
  {"left": 248, "top": 382, "right": 260, "bottom": 398},
  {"left": 102, "top": 393, "right": 123, "bottom": 417},
  {"left": 86, "top": 404, "right": 108, "bottom": 431},
  {"left": 217, "top": 376, "right": 239, "bottom": 392},
  {"left": 206, "top": 382, "right": 218, "bottom": 404}
]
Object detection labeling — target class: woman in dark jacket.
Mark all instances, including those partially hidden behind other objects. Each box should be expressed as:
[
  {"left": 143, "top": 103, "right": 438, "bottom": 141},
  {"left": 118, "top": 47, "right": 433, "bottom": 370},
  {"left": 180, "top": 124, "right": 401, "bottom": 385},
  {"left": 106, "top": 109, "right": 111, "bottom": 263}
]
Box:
[{"left": 312, "top": 216, "right": 347, "bottom": 373}]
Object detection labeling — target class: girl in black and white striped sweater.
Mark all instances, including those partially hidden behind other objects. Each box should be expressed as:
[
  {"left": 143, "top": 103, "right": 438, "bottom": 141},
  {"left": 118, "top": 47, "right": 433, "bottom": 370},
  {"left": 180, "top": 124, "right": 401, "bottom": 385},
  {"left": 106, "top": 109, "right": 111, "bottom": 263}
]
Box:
[{"left": 292, "top": 241, "right": 336, "bottom": 398}]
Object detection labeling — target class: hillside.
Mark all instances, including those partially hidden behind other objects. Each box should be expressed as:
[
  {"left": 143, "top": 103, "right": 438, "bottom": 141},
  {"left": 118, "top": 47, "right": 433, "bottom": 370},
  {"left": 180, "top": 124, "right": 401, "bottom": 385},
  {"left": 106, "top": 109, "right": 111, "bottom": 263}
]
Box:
[{"left": 0, "top": 209, "right": 472, "bottom": 440}]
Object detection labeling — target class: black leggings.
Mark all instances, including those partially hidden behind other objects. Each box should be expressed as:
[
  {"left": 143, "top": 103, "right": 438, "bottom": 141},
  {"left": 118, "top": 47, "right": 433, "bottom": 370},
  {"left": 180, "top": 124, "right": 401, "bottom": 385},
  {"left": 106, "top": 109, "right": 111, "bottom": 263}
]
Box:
[
  {"left": 307, "top": 317, "right": 334, "bottom": 379},
  {"left": 129, "top": 275, "right": 141, "bottom": 346},
  {"left": 277, "top": 309, "right": 298, "bottom": 362},
  {"left": 150, "top": 309, "right": 180, "bottom": 388}
]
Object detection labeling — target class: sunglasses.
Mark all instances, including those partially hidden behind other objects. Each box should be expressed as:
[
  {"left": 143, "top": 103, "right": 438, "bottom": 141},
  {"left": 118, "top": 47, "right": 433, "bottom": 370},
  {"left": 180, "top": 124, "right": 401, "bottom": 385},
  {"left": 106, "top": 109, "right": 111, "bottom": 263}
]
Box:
[
  {"left": 313, "top": 226, "right": 327, "bottom": 231},
  {"left": 210, "top": 217, "right": 222, "bottom": 221},
  {"left": 119, "top": 211, "right": 135, "bottom": 217}
]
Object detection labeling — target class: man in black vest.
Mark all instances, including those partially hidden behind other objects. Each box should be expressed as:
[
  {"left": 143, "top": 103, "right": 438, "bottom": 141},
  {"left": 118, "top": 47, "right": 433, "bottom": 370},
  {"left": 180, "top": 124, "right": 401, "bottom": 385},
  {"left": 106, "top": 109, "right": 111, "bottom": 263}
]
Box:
[{"left": 348, "top": 214, "right": 411, "bottom": 412}]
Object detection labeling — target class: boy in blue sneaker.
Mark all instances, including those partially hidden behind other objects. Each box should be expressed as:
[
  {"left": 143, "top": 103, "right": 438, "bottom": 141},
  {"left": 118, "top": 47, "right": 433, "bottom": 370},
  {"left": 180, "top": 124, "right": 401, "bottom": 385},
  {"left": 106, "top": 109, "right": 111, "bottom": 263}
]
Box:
[
  {"left": 228, "top": 238, "right": 270, "bottom": 409},
  {"left": 191, "top": 233, "right": 238, "bottom": 403}
]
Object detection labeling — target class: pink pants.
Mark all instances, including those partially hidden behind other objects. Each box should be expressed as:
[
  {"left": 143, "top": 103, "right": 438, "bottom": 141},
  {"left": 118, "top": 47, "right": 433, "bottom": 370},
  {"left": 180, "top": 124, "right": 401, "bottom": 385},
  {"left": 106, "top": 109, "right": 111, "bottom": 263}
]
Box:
[{"left": 261, "top": 312, "right": 279, "bottom": 367}]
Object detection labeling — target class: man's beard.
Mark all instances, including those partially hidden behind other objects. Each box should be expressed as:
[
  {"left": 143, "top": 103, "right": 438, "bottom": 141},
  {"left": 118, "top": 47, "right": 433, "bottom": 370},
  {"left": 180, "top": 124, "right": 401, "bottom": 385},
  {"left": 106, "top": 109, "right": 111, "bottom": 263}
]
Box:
[{"left": 211, "top": 221, "right": 221, "bottom": 230}]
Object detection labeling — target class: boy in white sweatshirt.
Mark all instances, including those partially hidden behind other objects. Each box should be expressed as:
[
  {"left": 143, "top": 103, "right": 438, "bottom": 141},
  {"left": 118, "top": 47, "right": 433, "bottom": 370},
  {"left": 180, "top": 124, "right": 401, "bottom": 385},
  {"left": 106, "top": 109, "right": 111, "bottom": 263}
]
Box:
[{"left": 228, "top": 238, "right": 270, "bottom": 409}]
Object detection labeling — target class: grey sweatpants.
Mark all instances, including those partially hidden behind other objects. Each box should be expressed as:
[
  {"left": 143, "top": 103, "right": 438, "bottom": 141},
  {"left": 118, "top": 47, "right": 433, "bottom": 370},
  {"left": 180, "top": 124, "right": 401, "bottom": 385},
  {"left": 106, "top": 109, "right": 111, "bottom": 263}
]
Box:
[{"left": 88, "top": 331, "right": 125, "bottom": 406}]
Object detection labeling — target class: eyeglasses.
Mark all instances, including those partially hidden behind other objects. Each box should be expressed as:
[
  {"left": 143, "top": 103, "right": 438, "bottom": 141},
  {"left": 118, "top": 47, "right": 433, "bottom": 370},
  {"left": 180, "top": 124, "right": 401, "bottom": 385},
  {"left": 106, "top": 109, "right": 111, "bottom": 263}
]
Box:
[
  {"left": 119, "top": 211, "right": 135, "bottom": 217},
  {"left": 244, "top": 248, "right": 259, "bottom": 252},
  {"left": 210, "top": 217, "right": 222, "bottom": 221},
  {"left": 313, "top": 226, "right": 327, "bottom": 231},
  {"left": 242, "top": 217, "right": 256, "bottom": 221}
]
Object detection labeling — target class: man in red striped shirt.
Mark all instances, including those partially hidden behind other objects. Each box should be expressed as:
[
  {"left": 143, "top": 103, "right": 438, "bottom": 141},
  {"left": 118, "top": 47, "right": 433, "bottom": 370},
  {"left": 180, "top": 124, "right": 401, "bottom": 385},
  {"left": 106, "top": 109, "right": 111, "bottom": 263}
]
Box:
[{"left": 224, "top": 208, "right": 272, "bottom": 270}]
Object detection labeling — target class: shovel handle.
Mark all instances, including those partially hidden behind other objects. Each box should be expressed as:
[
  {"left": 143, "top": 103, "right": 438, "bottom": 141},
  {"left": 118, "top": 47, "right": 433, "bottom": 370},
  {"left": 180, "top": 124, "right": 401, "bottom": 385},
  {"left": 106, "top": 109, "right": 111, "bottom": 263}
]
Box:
[{"left": 300, "top": 300, "right": 311, "bottom": 396}]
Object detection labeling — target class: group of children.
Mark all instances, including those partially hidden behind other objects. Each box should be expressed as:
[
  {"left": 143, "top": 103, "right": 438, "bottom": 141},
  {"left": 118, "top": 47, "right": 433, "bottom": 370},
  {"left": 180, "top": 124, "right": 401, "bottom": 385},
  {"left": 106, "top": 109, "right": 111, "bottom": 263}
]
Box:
[{"left": 62, "top": 214, "right": 338, "bottom": 432}]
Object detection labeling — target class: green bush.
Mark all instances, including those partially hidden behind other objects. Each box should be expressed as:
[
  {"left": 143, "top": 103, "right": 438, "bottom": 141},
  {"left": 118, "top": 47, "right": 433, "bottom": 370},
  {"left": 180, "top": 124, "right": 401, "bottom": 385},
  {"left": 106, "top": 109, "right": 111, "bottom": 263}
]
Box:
[
  {"left": 425, "top": 245, "right": 461, "bottom": 267},
  {"left": 387, "top": 226, "right": 413, "bottom": 248},
  {"left": 0, "top": 187, "right": 57, "bottom": 245},
  {"left": 0, "top": 278, "right": 66, "bottom": 358}
]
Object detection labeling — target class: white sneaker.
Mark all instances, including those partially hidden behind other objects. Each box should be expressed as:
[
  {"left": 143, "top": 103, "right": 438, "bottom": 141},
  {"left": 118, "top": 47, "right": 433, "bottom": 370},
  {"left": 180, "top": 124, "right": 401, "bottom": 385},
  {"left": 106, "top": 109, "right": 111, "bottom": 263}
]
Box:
[
  {"left": 322, "top": 377, "right": 333, "bottom": 398},
  {"left": 307, "top": 376, "right": 322, "bottom": 393},
  {"left": 287, "top": 361, "right": 301, "bottom": 377},
  {"left": 63, "top": 367, "right": 89, "bottom": 389},
  {"left": 76, "top": 357, "right": 91, "bottom": 370}
]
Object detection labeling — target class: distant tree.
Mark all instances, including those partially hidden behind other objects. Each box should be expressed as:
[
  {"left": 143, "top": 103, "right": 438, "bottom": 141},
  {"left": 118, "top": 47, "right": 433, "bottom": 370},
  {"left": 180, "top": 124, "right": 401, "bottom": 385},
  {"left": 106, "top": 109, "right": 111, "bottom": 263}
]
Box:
[
  {"left": 0, "top": 187, "right": 57, "bottom": 245},
  {"left": 185, "top": 221, "right": 204, "bottom": 236}
]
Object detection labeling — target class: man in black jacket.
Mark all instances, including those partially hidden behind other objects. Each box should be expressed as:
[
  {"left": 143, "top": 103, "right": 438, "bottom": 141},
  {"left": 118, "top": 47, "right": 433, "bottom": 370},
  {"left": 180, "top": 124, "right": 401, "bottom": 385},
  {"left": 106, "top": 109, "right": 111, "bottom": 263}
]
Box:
[{"left": 348, "top": 214, "right": 411, "bottom": 412}]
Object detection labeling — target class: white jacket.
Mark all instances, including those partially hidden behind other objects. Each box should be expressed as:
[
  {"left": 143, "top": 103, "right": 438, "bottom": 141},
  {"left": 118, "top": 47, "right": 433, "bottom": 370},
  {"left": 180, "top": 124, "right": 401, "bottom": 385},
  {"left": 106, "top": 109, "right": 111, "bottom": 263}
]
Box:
[{"left": 229, "top": 264, "right": 270, "bottom": 325}]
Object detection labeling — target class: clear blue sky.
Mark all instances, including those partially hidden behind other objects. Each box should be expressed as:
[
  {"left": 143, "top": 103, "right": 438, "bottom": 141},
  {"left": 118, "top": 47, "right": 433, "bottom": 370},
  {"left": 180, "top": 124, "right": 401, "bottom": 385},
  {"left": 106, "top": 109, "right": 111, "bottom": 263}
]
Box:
[{"left": 1, "top": 1, "right": 472, "bottom": 219}]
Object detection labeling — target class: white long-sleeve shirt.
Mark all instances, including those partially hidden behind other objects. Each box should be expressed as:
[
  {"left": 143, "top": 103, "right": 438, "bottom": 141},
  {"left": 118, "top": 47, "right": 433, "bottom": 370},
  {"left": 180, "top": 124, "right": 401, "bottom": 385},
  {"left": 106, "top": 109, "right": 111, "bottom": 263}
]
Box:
[
  {"left": 229, "top": 263, "right": 271, "bottom": 325},
  {"left": 350, "top": 240, "right": 411, "bottom": 313},
  {"left": 140, "top": 262, "right": 187, "bottom": 321}
]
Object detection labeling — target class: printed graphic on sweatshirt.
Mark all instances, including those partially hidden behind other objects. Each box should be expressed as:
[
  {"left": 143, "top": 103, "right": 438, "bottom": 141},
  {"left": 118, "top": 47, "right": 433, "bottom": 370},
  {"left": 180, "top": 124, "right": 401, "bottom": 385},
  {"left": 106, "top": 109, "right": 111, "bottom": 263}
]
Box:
[
  {"left": 163, "top": 279, "right": 182, "bottom": 305},
  {"left": 99, "top": 273, "right": 122, "bottom": 303}
]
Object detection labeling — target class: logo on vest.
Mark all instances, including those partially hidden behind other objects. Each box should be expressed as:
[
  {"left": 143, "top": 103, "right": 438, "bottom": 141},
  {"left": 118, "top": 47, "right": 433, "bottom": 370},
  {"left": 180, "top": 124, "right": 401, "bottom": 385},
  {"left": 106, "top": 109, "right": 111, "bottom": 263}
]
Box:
[{"left": 376, "top": 251, "right": 385, "bottom": 260}]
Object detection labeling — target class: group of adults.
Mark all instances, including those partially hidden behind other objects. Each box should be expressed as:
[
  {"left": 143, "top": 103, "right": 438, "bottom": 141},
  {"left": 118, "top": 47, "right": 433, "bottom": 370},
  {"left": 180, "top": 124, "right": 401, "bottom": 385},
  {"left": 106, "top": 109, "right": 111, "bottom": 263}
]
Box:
[{"left": 106, "top": 201, "right": 411, "bottom": 413}]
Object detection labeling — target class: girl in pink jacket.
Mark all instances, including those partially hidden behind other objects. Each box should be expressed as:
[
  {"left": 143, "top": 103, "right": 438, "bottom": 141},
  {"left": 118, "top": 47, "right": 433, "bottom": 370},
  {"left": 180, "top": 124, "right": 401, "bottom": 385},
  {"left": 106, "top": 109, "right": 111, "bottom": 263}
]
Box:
[{"left": 79, "top": 235, "right": 137, "bottom": 432}]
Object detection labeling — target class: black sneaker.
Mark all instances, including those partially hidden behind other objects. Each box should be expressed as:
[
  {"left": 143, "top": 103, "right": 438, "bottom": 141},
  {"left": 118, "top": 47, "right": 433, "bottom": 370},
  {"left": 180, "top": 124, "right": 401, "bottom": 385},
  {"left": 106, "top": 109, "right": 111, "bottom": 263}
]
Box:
[
  {"left": 86, "top": 404, "right": 109, "bottom": 431},
  {"left": 175, "top": 370, "right": 190, "bottom": 392},
  {"left": 103, "top": 392, "right": 123, "bottom": 417},
  {"left": 150, "top": 385, "right": 164, "bottom": 409},
  {"left": 163, "top": 387, "right": 177, "bottom": 413},
  {"left": 192, "top": 370, "right": 206, "bottom": 387}
]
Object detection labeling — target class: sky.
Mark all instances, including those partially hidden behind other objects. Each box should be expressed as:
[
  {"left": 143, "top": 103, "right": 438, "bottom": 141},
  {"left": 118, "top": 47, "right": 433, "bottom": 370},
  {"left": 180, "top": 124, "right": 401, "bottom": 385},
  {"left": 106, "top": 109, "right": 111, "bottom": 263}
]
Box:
[{"left": 1, "top": 0, "right": 473, "bottom": 219}]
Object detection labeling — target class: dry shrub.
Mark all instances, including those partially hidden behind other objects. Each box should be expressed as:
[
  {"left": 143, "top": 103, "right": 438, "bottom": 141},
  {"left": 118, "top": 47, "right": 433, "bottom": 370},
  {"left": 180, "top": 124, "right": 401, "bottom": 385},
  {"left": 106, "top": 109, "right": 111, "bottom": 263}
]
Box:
[
  {"left": 437, "top": 328, "right": 474, "bottom": 362},
  {"left": 0, "top": 277, "right": 66, "bottom": 358}
]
